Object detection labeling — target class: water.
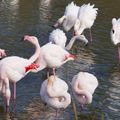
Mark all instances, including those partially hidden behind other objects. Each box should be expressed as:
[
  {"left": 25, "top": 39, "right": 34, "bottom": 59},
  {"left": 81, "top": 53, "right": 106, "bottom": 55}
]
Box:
[{"left": 0, "top": 0, "right": 120, "bottom": 119}]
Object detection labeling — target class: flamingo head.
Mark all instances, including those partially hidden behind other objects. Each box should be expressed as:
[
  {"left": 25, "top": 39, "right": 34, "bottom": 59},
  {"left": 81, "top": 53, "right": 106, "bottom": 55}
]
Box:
[
  {"left": 25, "top": 63, "right": 39, "bottom": 73},
  {"left": 0, "top": 49, "right": 7, "bottom": 58},
  {"left": 24, "top": 35, "right": 39, "bottom": 45},
  {"left": 111, "top": 18, "right": 120, "bottom": 63}
]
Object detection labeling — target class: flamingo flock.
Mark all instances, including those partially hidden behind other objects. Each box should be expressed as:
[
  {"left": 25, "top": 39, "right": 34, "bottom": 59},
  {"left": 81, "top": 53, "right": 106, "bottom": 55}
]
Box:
[{"left": 0, "top": 1, "right": 119, "bottom": 119}]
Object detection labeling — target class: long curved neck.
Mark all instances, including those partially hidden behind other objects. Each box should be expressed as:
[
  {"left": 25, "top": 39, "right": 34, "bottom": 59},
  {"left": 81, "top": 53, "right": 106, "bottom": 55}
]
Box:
[
  {"left": 47, "top": 77, "right": 67, "bottom": 99},
  {"left": 65, "top": 35, "right": 88, "bottom": 50},
  {"left": 73, "top": 79, "right": 92, "bottom": 104},
  {"left": 65, "top": 36, "right": 78, "bottom": 50},
  {"left": 28, "top": 41, "right": 41, "bottom": 65}
]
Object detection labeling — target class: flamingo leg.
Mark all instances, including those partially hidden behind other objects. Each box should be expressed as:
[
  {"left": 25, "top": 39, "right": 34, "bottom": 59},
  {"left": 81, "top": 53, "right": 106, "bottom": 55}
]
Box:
[
  {"left": 13, "top": 82, "right": 16, "bottom": 111},
  {"left": 89, "top": 29, "right": 92, "bottom": 43},
  {"left": 13, "top": 82, "right": 16, "bottom": 100},
  {"left": 4, "top": 78, "right": 10, "bottom": 112}
]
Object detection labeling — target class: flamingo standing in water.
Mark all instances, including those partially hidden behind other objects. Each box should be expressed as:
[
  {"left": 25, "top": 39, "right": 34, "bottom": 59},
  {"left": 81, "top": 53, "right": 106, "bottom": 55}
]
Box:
[
  {"left": 40, "top": 75, "right": 71, "bottom": 117},
  {"left": 54, "top": 2, "right": 79, "bottom": 32},
  {"left": 32, "top": 40, "right": 75, "bottom": 76},
  {"left": 0, "top": 48, "right": 7, "bottom": 58},
  {"left": 0, "top": 35, "right": 40, "bottom": 110},
  {"left": 110, "top": 18, "right": 120, "bottom": 63},
  {"left": 74, "top": 3, "right": 98, "bottom": 43},
  {"left": 71, "top": 72, "right": 98, "bottom": 107},
  {"left": 49, "top": 29, "right": 88, "bottom": 50}
]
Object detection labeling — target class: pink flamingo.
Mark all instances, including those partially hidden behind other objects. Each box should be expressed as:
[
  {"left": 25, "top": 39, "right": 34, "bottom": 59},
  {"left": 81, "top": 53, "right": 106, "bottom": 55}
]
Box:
[
  {"left": 0, "top": 35, "right": 40, "bottom": 111},
  {"left": 0, "top": 48, "right": 7, "bottom": 58},
  {"left": 40, "top": 75, "right": 71, "bottom": 118},
  {"left": 49, "top": 29, "right": 88, "bottom": 50},
  {"left": 32, "top": 41, "right": 76, "bottom": 76},
  {"left": 71, "top": 72, "right": 98, "bottom": 107},
  {"left": 74, "top": 3, "right": 98, "bottom": 42}
]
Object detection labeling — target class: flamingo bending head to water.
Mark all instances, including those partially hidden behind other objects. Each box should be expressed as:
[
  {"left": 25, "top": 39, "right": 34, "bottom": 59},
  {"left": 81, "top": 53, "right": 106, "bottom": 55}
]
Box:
[
  {"left": 54, "top": 2, "right": 79, "bottom": 32},
  {"left": 74, "top": 3, "right": 98, "bottom": 43},
  {"left": 49, "top": 29, "right": 88, "bottom": 50}
]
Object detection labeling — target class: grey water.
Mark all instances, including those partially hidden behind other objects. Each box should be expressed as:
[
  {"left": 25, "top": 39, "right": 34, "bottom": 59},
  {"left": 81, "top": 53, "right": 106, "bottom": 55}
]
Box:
[{"left": 0, "top": 0, "right": 120, "bottom": 120}]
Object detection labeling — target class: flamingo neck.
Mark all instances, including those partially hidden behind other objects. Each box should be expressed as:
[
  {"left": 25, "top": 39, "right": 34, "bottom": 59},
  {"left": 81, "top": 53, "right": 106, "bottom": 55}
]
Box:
[
  {"left": 73, "top": 80, "right": 92, "bottom": 104},
  {"left": 28, "top": 41, "right": 41, "bottom": 65}
]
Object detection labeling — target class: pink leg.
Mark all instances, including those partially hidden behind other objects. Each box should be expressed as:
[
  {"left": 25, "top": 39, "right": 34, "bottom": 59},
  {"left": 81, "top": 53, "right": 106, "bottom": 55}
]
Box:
[
  {"left": 13, "top": 82, "right": 16, "bottom": 100},
  {"left": 4, "top": 79, "right": 10, "bottom": 112}
]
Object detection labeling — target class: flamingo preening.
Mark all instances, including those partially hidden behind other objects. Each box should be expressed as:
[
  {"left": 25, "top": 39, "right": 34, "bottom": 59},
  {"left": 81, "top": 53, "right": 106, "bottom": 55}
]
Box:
[
  {"left": 74, "top": 3, "right": 98, "bottom": 42},
  {"left": 111, "top": 18, "right": 120, "bottom": 63},
  {"left": 49, "top": 29, "right": 88, "bottom": 50},
  {"left": 0, "top": 35, "right": 40, "bottom": 111},
  {"left": 54, "top": 2, "right": 79, "bottom": 32},
  {"left": 0, "top": 49, "right": 7, "bottom": 59},
  {"left": 40, "top": 75, "right": 71, "bottom": 118},
  {"left": 71, "top": 72, "right": 98, "bottom": 107}
]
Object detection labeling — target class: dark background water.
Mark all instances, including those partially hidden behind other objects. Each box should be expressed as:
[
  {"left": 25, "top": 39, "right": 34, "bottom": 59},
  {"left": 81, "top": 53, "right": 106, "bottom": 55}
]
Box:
[{"left": 0, "top": 0, "right": 120, "bottom": 120}]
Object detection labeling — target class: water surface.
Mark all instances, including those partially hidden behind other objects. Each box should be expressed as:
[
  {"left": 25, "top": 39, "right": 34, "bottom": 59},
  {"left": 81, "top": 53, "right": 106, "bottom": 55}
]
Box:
[{"left": 0, "top": 0, "right": 120, "bottom": 120}]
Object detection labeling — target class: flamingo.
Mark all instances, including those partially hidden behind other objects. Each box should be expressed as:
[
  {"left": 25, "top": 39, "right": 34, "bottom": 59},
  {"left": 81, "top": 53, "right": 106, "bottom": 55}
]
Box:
[
  {"left": 54, "top": 2, "right": 79, "bottom": 32},
  {"left": 32, "top": 41, "right": 75, "bottom": 76},
  {"left": 0, "top": 48, "right": 7, "bottom": 58},
  {"left": 71, "top": 72, "right": 98, "bottom": 107},
  {"left": 74, "top": 3, "right": 98, "bottom": 42},
  {"left": 40, "top": 75, "right": 71, "bottom": 117},
  {"left": 49, "top": 29, "right": 88, "bottom": 50},
  {"left": 0, "top": 35, "right": 40, "bottom": 110},
  {"left": 110, "top": 18, "right": 120, "bottom": 63}
]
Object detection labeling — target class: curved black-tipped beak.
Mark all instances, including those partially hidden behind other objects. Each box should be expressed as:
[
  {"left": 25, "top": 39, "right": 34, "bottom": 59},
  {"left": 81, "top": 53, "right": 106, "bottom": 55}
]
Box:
[{"left": 84, "top": 42, "right": 89, "bottom": 47}]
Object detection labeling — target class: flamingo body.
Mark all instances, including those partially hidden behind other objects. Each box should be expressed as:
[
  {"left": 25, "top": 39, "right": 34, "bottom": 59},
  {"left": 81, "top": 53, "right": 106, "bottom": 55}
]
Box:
[
  {"left": 71, "top": 72, "right": 98, "bottom": 105},
  {"left": 40, "top": 75, "right": 71, "bottom": 109},
  {"left": 74, "top": 3, "right": 98, "bottom": 35},
  {"left": 54, "top": 2, "right": 79, "bottom": 32},
  {"left": 49, "top": 29, "right": 67, "bottom": 48}
]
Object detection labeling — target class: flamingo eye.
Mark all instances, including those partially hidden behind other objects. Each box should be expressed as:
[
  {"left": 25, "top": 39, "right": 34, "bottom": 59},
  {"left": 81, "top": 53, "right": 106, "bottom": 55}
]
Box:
[{"left": 112, "top": 29, "right": 115, "bottom": 33}]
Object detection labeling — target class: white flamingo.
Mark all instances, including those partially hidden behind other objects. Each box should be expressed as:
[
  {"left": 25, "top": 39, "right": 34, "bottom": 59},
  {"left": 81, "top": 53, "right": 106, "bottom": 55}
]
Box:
[
  {"left": 40, "top": 75, "right": 71, "bottom": 117},
  {"left": 111, "top": 18, "right": 120, "bottom": 63},
  {"left": 71, "top": 72, "right": 98, "bottom": 106},
  {"left": 0, "top": 35, "right": 40, "bottom": 110},
  {"left": 54, "top": 2, "right": 79, "bottom": 32},
  {"left": 0, "top": 49, "right": 7, "bottom": 58},
  {"left": 32, "top": 41, "right": 75, "bottom": 76},
  {"left": 49, "top": 29, "right": 88, "bottom": 50},
  {"left": 74, "top": 3, "right": 98, "bottom": 42}
]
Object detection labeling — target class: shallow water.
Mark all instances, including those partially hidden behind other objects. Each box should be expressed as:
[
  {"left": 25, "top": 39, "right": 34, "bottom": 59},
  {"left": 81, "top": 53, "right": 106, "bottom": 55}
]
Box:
[{"left": 0, "top": 0, "right": 120, "bottom": 120}]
